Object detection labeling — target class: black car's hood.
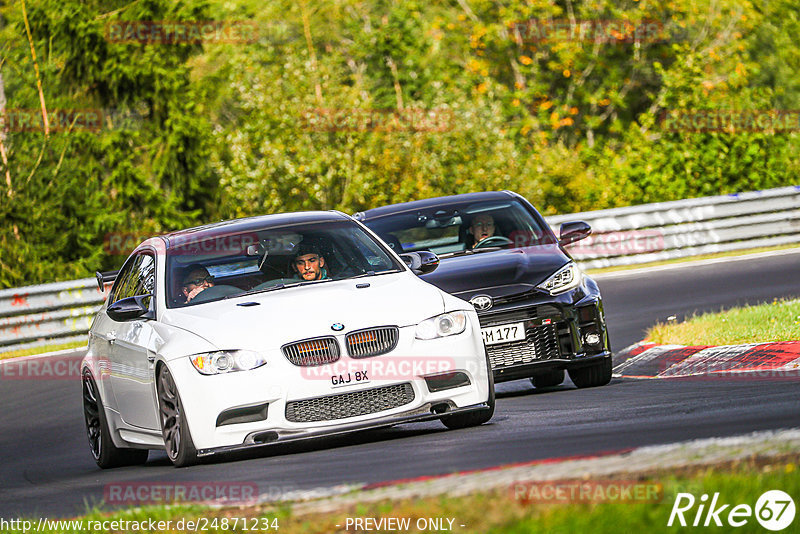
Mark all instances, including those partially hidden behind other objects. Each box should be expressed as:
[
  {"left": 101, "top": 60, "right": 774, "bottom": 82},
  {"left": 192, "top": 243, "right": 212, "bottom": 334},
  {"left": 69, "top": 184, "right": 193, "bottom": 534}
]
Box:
[{"left": 419, "top": 244, "right": 571, "bottom": 300}]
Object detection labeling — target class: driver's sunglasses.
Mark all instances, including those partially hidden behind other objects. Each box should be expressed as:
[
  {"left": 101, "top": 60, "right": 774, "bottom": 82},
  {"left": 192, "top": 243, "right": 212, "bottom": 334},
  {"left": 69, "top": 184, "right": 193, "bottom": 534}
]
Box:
[
  {"left": 183, "top": 276, "right": 211, "bottom": 288},
  {"left": 294, "top": 255, "right": 320, "bottom": 267}
]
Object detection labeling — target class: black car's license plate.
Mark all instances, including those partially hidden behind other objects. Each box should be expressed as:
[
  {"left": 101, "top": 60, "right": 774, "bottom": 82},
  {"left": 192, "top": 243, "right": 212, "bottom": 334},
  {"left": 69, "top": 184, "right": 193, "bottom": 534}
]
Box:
[{"left": 481, "top": 322, "right": 526, "bottom": 346}]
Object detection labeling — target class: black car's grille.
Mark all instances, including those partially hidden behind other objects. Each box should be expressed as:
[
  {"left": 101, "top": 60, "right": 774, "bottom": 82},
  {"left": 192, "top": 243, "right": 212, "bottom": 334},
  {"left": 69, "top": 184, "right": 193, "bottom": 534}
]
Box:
[
  {"left": 487, "top": 323, "right": 561, "bottom": 368},
  {"left": 285, "top": 383, "right": 415, "bottom": 423},
  {"left": 282, "top": 337, "right": 340, "bottom": 367},
  {"left": 346, "top": 327, "right": 399, "bottom": 358},
  {"left": 478, "top": 305, "right": 560, "bottom": 327}
]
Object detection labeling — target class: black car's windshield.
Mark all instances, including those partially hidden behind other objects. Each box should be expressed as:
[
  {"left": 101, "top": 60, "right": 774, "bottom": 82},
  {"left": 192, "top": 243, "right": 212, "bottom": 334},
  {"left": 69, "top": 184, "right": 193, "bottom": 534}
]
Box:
[
  {"left": 363, "top": 199, "right": 555, "bottom": 256},
  {"left": 166, "top": 219, "right": 403, "bottom": 308}
]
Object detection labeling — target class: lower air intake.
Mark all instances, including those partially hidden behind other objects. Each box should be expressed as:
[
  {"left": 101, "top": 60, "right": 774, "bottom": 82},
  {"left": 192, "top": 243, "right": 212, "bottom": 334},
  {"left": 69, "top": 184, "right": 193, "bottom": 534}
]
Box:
[{"left": 285, "top": 383, "right": 415, "bottom": 423}]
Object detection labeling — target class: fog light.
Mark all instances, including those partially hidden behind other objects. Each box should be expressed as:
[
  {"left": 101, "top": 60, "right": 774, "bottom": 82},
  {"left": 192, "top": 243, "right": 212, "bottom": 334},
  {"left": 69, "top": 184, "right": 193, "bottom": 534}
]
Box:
[{"left": 584, "top": 333, "right": 601, "bottom": 346}]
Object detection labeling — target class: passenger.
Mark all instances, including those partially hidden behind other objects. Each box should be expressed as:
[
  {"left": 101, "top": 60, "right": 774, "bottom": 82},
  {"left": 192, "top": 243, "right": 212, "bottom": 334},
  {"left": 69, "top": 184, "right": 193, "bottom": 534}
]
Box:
[
  {"left": 181, "top": 264, "right": 215, "bottom": 303},
  {"left": 291, "top": 244, "right": 329, "bottom": 281},
  {"left": 469, "top": 214, "right": 496, "bottom": 248}
]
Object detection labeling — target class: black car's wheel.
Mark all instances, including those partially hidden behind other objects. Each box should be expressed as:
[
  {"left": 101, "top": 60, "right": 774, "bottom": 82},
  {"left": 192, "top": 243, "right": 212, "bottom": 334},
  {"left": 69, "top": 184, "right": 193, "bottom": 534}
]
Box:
[
  {"left": 568, "top": 356, "right": 612, "bottom": 388},
  {"left": 156, "top": 364, "right": 198, "bottom": 467},
  {"left": 531, "top": 369, "right": 565, "bottom": 388},
  {"left": 442, "top": 350, "right": 495, "bottom": 430},
  {"left": 82, "top": 370, "right": 148, "bottom": 469}
]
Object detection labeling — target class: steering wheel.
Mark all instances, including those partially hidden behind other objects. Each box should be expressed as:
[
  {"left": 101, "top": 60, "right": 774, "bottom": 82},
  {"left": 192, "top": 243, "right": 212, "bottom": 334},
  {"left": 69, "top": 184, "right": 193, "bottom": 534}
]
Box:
[{"left": 474, "top": 236, "right": 513, "bottom": 249}]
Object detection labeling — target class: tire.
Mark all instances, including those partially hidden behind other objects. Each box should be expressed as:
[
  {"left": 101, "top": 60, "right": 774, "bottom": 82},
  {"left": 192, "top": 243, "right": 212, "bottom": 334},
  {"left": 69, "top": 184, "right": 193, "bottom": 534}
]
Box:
[
  {"left": 531, "top": 369, "right": 564, "bottom": 388},
  {"left": 156, "top": 364, "right": 198, "bottom": 467},
  {"left": 441, "top": 350, "right": 495, "bottom": 430},
  {"left": 568, "top": 356, "right": 612, "bottom": 388},
  {"left": 82, "top": 370, "right": 149, "bottom": 469}
]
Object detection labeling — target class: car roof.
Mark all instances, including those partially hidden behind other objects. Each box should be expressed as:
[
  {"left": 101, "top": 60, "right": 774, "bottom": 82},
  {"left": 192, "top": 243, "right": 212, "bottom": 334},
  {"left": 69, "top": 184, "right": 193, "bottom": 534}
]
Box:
[
  {"left": 160, "top": 211, "right": 351, "bottom": 248},
  {"left": 355, "top": 191, "right": 518, "bottom": 220}
]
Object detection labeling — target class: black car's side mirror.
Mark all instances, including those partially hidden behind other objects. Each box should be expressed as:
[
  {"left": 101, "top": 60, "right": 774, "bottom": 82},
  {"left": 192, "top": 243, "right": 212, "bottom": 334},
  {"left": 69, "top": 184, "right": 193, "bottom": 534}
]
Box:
[
  {"left": 558, "top": 221, "right": 592, "bottom": 246},
  {"left": 107, "top": 295, "right": 155, "bottom": 322},
  {"left": 399, "top": 251, "right": 440, "bottom": 275}
]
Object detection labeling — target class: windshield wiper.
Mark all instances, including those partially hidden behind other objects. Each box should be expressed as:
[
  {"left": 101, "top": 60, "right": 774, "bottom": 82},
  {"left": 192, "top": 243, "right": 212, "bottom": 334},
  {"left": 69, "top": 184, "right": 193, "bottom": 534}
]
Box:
[
  {"left": 225, "top": 283, "right": 289, "bottom": 299},
  {"left": 226, "top": 269, "right": 399, "bottom": 300},
  {"left": 287, "top": 278, "right": 334, "bottom": 288},
  {"left": 345, "top": 268, "right": 403, "bottom": 280},
  {"left": 439, "top": 247, "right": 502, "bottom": 259}
]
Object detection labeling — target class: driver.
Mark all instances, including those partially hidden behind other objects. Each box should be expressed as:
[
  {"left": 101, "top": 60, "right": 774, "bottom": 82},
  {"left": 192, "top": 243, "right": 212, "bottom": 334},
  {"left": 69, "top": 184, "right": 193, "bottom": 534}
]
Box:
[
  {"left": 469, "top": 214, "right": 496, "bottom": 248},
  {"left": 291, "top": 243, "right": 329, "bottom": 281},
  {"left": 181, "top": 264, "right": 215, "bottom": 303}
]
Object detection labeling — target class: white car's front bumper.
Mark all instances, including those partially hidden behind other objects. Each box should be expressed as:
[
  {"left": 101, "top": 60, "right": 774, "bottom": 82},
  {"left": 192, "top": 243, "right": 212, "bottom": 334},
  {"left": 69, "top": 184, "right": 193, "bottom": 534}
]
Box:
[{"left": 166, "top": 324, "right": 490, "bottom": 453}]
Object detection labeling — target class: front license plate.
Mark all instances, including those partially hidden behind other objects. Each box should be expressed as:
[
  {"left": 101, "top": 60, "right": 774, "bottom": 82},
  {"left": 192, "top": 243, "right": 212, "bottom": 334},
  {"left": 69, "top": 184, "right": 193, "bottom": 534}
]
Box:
[
  {"left": 481, "top": 322, "right": 526, "bottom": 346},
  {"left": 331, "top": 370, "right": 370, "bottom": 388}
]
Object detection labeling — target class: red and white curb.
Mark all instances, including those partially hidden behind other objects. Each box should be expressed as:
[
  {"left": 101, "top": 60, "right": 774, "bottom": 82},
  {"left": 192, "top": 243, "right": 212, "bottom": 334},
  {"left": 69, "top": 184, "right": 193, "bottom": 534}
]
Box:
[{"left": 613, "top": 341, "right": 800, "bottom": 379}]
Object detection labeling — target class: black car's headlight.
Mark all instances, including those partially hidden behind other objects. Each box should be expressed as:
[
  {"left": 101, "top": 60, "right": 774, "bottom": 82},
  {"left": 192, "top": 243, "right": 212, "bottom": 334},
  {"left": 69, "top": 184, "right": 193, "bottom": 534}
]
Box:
[
  {"left": 537, "top": 263, "right": 582, "bottom": 295},
  {"left": 190, "top": 350, "right": 267, "bottom": 375},
  {"left": 415, "top": 311, "right": 468, "bottom": 340}
]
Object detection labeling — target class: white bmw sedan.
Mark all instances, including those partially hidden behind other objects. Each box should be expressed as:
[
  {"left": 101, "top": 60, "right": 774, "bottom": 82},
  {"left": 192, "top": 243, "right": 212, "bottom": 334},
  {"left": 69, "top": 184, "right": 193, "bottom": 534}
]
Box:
[{"left": 82, "top": 211, "right": 493, "bottom": 468}]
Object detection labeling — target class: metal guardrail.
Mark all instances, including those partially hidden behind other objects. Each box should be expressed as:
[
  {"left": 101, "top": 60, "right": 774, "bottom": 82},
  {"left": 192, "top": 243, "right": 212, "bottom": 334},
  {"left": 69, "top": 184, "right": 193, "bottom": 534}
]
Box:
[
  {"left": 545, "top": 185, "right": 800, "bottom": 269},
  {"left": 1, "top": 186, "right": 799, "bottom": 354},
  {"left": 0, "top": 278, "right": 104, "bottom": 353}
]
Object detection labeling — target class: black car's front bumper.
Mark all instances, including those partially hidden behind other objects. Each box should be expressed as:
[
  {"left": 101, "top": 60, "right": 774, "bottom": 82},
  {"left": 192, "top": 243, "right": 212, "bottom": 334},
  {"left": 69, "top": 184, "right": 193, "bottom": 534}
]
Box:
[{"left": 476, "top": 283, "right": 611, "bottom": 383}]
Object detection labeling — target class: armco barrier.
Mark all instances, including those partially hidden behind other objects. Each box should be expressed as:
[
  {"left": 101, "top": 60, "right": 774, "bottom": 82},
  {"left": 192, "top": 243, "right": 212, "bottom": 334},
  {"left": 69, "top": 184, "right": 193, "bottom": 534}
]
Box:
[
  {"left": 1, "top": 186, "right": 799, "bottom": 354},
  {"left": 546, "top": 185, "right": 800, "bottom": 269},
  {"left": 0, "top": 278, "right": 104, "bottom": 353}
]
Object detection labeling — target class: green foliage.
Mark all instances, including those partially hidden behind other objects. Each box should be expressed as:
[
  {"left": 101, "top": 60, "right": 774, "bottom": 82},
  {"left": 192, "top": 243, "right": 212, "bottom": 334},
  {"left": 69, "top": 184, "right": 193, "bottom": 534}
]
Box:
[
  {"left": 0, "top": 0, "right": 217, "bottom": 286},
  {"left": 1, "top": 0, "right": 799, "bottom": 287}
]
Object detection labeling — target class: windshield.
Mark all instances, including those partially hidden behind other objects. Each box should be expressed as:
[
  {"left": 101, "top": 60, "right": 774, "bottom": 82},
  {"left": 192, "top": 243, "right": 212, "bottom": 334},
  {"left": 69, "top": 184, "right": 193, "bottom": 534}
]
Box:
[
  {"left": 363, "top": 199, "right": 555, "bottom": 256},
  {"left": 166, "top": 219, "right": 403, "bottom": 308}
]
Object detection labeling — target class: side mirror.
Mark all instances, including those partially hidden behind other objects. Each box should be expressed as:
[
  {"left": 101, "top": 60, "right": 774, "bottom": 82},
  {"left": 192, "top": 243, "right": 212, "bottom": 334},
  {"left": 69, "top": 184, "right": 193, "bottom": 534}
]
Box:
[
  {"left": 558, "top": 221, "right": 591, "bottom": 246},
  {"left": 107, "top": 295, "right": 154, "bottom": 322},
  {"left": 399, "top": 251, "right": 440, "bottom": 275},
  {"left": 95, "top": 269, "right": 120, "bottom": 291}
]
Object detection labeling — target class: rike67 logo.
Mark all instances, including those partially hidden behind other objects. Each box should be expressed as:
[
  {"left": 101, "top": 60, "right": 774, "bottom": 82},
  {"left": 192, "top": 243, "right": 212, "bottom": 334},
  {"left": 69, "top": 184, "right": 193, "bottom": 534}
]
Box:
[{"left": 668, "top": 490, "right": 795, "bottom": 530}]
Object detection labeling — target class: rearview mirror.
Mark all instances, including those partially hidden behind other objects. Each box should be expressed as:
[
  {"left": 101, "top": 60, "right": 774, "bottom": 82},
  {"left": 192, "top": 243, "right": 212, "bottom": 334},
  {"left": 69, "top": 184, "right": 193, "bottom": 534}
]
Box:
[
  {"left": 246, "top": 243, "right": 266, "bottom": 256},
  {"left": 107, "top": 295, "right": 154, "bottom": 322},
  {"left": 399, "top": 251, "right": 440, "bottom": 275}
]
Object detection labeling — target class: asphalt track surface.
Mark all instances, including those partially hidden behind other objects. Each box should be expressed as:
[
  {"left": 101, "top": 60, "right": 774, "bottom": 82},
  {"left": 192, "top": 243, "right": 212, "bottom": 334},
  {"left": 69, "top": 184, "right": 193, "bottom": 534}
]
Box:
[{"left": 2, "top": 251, "right": 799, "bottom": 518}]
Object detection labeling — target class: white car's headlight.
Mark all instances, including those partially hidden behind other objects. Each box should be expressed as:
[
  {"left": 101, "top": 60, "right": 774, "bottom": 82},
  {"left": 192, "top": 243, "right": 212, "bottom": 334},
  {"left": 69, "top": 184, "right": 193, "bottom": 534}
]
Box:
[
  {"left": 415, "top": 311, "right": 468, "bottom": 340},
  {"left": 190, "top": 350, "right": 266, "bottom": 375},
  {"left": 537, "top": 263, "right": 582, "bottom": 295}
]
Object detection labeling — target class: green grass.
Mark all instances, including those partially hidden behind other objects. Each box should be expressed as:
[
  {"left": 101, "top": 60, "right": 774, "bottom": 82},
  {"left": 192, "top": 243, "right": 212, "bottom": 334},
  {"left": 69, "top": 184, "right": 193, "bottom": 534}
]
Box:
[
  {"left": 647, "top": 299, "right": 800, "bottom": 345},
  {"left": 586, "top": 244, "right": 800, "bottom": 275},
  {"left": 4, "top": 457, "right": 797, "bottom": 533},
  {"left": 0, "top": 340, "right": 86, "bottom": 361}
]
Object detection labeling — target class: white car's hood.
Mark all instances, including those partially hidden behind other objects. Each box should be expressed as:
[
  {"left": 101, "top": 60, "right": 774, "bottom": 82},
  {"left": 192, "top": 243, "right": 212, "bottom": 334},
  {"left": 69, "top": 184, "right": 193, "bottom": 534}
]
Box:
[{"left": 160, "top": 272, "right": 447, "bottom": 351}]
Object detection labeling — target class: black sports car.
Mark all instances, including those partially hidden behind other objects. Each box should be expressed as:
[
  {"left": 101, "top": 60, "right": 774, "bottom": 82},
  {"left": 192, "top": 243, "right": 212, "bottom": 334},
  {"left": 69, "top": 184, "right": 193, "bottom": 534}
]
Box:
[{"left": 355, "top": 191, "right": 612, "bottom": 389}]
